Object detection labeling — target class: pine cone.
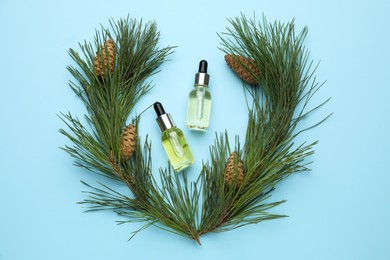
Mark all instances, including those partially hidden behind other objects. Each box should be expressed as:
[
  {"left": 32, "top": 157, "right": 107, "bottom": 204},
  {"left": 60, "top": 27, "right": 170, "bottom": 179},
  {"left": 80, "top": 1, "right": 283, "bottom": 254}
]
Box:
[
  {"left": 224, "top": 54, "right": 260, "bottom": 85},
  {"left": 94, "top": 39, "right": 116, "bottom": 78},
  {"left": 121, "top": 124, "right": 136, "bottom": 161},
  {"left": 225, "top": 152, "right": 245, "bottom": 186}
]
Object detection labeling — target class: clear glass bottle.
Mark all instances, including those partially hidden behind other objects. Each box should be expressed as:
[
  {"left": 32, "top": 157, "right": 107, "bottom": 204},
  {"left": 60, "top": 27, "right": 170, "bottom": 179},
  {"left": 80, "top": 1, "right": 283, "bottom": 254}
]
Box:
[
  {"left": 154, "top": 102, "right": 195, "bottom": 171},
  {"left": 186, "top": 60, "right": 211, "bottom": 131}
]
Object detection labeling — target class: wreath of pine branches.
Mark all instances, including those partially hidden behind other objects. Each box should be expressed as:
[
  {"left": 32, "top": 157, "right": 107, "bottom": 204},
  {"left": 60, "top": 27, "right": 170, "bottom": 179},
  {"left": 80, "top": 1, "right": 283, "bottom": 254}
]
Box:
[{"left": 59, "top": 14, "right": 330, "bottom": 245}]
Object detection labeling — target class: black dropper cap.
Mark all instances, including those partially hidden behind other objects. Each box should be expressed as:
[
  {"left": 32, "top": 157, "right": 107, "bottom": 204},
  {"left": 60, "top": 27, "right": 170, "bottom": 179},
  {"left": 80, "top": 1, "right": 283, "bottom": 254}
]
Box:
[
  {"left": 154, "top": 102, "right": 175, "bottom": 131},
  {"left": 198, "top": 60, "right": 208, "bottom": 73},
  {"left": 194, "top": 60, "right": 210, "bottom": 86},
  {"left": 154, "top": 102, "right": 166, "bottom": 116}
]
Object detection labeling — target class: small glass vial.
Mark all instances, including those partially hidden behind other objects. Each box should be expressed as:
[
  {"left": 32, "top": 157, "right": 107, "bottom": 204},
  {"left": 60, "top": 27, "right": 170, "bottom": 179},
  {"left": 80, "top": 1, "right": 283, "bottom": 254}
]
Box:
[
  {"left": 186, "top": 60, "right": 211, "bottom": 131},
  {"left": 154, "top": 102, "right": 195, "bottom": 171}
]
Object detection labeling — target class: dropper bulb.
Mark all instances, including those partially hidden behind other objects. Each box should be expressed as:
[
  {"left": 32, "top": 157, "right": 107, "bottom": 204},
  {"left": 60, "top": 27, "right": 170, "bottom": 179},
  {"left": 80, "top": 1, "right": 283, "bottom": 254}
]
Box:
[
  {"left": 154, "top": 102, "right": 166, "bottom": 116},
  {"left": 198, "top": 60, "right": 208, "bottom": 73}
]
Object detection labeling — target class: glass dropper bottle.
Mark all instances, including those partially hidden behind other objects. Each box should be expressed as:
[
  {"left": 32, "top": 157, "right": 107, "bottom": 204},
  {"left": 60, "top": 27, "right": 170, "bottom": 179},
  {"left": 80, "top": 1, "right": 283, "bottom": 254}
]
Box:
[
  {"left": 186, "top": 60, "right": 211, "bottom": 131},
  {"left": 154, "top": 102, "right": 195, "bottom": 171}
]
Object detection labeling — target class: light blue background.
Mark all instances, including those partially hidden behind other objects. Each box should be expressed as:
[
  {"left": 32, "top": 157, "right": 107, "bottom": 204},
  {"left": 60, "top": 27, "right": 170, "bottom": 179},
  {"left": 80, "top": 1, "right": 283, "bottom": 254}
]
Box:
[{"left": 1, "top": 0, "right": 389, "bottom": 259}]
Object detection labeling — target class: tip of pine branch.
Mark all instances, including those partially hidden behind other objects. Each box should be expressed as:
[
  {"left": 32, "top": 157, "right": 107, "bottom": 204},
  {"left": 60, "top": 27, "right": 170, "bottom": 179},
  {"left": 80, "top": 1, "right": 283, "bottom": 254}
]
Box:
[{"left": 195, "top": 236, "right": 202, "bottom": 246}]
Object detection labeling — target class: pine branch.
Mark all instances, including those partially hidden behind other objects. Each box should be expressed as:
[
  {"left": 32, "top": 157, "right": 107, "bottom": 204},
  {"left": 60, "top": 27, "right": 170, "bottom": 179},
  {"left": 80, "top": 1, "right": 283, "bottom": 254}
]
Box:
[
  {"left": 196, "top": 14, "right": 330, "bottom": 237},
  {"left": 60, "top": 14, "right": 329, "bottom": 245},
  {"left": 60, "top": 17, "right": 175, "bottom": 181}
]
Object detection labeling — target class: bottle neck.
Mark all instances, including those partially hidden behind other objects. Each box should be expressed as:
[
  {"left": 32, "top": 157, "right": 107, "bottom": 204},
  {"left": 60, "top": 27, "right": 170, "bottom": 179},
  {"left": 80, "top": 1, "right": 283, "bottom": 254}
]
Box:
[
  {"left": 194, "top": 72, "right": 209, "bottom": 86},
  {"left": 156, "top": 113, "right": 176, "bottom": 132},
  {"left": 194, "top": 84, "right": 208, "bottom": 88}
]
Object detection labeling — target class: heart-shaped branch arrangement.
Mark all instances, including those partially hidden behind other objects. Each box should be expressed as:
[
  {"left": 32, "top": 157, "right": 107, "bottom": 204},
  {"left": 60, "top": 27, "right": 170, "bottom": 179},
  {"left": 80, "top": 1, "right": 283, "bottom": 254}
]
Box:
[{"left": 60, "top": 14, "right": 329, "bottom": 245}]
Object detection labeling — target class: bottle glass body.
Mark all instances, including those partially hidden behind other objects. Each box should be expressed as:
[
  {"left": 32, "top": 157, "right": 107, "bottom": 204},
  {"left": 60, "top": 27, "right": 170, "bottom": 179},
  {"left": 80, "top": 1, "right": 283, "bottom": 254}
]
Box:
[
  {"left": 161, "top": 127, "right": 194, "bottom": 171},
  {"left": 186, "top": 85, "right": 211, "bottom": 130}
]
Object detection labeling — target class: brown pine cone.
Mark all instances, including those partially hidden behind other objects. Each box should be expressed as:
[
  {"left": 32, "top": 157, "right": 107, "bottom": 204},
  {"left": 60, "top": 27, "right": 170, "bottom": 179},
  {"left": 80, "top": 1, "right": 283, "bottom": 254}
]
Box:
[
  {"left": 225, "top": 152, "right": 245, "bottom": 187},
  {"left": 224, "top": 54, "right": 260, "bottom": 85},
  {"left": 121, "top": 124, "right": 136, "bottom": 161},
  {"left": 94, "top": 39, "right": 116, "bottom": 78}
]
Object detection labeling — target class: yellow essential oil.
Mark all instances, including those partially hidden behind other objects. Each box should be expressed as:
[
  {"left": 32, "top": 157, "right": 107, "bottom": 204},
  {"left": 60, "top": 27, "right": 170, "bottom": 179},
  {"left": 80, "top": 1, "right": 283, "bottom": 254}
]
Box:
[{"left": 161, "top": 127, "right": 194, "bottom": 171}]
